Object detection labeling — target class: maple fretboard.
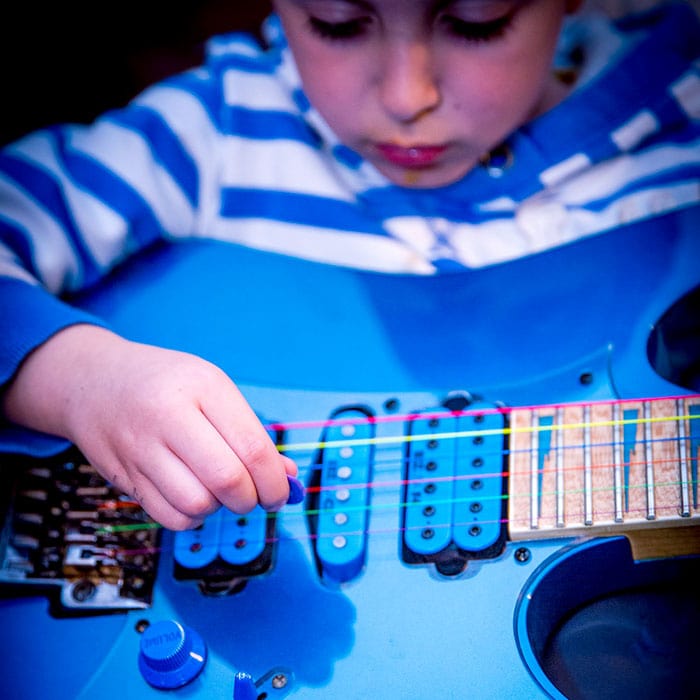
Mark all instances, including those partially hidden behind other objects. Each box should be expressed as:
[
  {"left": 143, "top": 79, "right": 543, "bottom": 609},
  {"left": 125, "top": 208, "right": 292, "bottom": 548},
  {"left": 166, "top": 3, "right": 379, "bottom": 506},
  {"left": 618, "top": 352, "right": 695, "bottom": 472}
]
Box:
[{"left": 508, "top": 397, "right": 700, "bottom": 548}]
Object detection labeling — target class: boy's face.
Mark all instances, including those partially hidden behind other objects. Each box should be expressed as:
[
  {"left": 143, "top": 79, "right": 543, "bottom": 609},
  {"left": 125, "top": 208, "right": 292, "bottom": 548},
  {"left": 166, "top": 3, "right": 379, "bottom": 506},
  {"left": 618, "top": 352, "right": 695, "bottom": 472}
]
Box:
[{"left": 274, "top": 0, "right": 580, "bottom": 188}]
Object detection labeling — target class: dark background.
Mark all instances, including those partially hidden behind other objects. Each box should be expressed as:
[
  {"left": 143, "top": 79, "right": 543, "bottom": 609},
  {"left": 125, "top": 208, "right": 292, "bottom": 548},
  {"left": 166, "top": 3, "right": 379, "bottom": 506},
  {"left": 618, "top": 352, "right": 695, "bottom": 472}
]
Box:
[{"left": 0, "top": 3, "right": 272, "bottom": 146}]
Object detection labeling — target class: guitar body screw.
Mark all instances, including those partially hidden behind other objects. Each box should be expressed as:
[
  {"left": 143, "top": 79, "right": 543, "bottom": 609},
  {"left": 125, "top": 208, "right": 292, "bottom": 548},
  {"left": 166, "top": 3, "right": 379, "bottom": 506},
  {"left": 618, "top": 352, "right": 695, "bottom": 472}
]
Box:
[
  {"left": 514, "top": 547, "right": 531, "bottom": 564},
  {"left": 272, "top": 674, "right": 288, "bottom": 689}
]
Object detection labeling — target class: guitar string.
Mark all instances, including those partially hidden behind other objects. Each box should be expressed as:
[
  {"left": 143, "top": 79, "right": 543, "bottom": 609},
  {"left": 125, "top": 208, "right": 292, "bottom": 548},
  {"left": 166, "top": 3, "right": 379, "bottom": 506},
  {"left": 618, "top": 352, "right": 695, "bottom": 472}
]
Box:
[
  {"left": 96, "top": 460, "right": 698, "bottom": 559},
  {"left": 94, "top": 398, "right": 699, "bottom": 529},
  {"left": 96, "top": 454, "right": 696, "bottom": 554},
  {"left": 76, "top": 395, "right": 700, "bottom": 516},
  {"left": 275, "top": 410, "right": 700, "bottom": 454},
  {"left": 103, "top": 459, "right": 693, "bottom": 512},
  {"left": 100, "top": 469, "right": 691, "bottom": 525},
  {"left": 101, "top": 489, "right": 694, "bottom": 560},
  {"left": 283, "top": 432, "right": 696, "bottom": 471},
  {"left": 95, "top": 482, "right": 694, "bottom": 555},
  {"left": 97, "top": 442, "right": 695, "bottom": 512},
  {"left": 35, "top": 397, "right": 700, "bottom": 556},
  {"left": 263, "top": 392, "right": 697, "bottom": 434}
]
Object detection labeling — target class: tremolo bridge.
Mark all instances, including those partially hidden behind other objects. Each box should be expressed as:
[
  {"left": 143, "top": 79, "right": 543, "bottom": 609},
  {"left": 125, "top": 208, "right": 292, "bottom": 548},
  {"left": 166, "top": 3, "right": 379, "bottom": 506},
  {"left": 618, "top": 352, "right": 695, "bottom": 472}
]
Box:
[{"left": 0, "top": 451, "right": 160, "bottom": 613}]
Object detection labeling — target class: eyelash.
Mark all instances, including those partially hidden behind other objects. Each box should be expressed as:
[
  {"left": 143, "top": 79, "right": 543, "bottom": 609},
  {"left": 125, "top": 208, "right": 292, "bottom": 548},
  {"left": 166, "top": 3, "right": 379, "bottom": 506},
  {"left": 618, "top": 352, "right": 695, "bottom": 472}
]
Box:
[
  {"left": 308, "top": 17, "right": 372, "bottom": 41},
  {"left": 440, "top": 13, "right": 515, "bottom": 43},
  {"left": 307, "top": 12, "right": 515, "bottom": 44}
]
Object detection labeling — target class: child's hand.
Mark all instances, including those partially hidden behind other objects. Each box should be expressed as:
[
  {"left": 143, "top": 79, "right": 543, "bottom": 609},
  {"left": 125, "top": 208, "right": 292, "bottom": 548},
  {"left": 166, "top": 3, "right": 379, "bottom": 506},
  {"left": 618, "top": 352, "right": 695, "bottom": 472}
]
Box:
[{"left": 2, "top": 325, "right": 297, "bottom": 530}]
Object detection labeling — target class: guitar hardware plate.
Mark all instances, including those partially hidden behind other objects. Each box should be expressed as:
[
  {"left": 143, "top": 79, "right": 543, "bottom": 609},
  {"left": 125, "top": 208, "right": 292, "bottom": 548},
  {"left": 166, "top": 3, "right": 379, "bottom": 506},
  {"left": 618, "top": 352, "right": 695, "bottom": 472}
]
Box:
[{"left": 0, "top": 449, "right": 160, "bottom": 614}]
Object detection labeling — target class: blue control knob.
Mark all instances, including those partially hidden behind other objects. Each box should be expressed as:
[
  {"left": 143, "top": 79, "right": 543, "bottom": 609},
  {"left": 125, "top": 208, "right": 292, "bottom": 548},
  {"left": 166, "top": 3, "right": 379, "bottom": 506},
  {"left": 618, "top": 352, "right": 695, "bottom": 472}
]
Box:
[
  {"left": 233, "top": 671, "right": 257, "bottom": 700},
  {"left": 138, "top": 619, "right": 207, "bottom": 689}
]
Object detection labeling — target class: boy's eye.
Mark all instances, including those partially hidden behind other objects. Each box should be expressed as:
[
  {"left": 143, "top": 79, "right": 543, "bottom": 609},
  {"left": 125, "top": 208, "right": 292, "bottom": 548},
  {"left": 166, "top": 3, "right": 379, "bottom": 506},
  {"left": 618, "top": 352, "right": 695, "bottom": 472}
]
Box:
[
  {"left": 308, "top": 16, "right": 372, "bottom": 40},
  {"left": 439, "top": 12, "right": 515, "bottom": 42}
]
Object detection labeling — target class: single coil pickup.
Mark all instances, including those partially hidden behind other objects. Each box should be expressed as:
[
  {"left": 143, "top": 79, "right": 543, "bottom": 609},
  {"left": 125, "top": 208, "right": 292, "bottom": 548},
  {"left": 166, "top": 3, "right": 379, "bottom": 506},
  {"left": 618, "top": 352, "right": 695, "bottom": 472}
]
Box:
[
  {"left": 0, "top": 449, "right": 160, "bottom": 614},
  {"left": 307, "top": 407, "right": 374, "bottom": 584},
  {"left": 173, "top": 507, "right": 276, "bottom": 591},
  {"left": 401, "top": 403, "right": 507, "bottom": 575}
]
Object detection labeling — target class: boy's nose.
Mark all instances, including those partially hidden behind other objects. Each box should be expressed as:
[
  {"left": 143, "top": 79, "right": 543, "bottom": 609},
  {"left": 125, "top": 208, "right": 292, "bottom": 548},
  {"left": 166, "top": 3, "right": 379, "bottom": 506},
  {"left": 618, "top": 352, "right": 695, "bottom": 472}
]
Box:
[{"left": 378, "top": 42, "right": 441, "bottom": 124}]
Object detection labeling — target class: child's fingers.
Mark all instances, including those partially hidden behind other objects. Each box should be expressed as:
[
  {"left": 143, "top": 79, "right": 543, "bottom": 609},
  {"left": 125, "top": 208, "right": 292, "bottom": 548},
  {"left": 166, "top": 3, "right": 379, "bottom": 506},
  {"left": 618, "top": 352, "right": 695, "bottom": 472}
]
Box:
[
  {"left": 136, "top": 442, "right": 223, "bottom": 518},
  {"left": 199, "top": 390, "right": 295, "bottom": 511},
  {"left": 110, "top": 460, "right": 211, "bottom": 531},
  {"left": 281, "top": 454, "right": 299, "bottom": 477},
  {"left": 163, "top": 404, "right": 279, "bottom": 514}
]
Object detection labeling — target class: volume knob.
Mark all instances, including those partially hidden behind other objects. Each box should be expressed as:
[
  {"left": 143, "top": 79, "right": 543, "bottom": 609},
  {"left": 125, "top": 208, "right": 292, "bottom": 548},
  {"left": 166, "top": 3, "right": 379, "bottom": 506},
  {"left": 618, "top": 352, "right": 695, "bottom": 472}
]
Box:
[
  {"left": 233, "top": 672, "right": 258, "bottom": 700},
  {"left": 138, "top": 619, "right": 207, "bottom": 689}
]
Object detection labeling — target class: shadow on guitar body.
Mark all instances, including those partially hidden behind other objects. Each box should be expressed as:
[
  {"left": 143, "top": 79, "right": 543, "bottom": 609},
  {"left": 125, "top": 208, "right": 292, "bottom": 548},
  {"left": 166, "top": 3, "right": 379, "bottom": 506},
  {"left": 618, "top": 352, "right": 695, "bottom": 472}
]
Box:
[{"left": 162, "top": 528, "right": 356, "bottom": 689}]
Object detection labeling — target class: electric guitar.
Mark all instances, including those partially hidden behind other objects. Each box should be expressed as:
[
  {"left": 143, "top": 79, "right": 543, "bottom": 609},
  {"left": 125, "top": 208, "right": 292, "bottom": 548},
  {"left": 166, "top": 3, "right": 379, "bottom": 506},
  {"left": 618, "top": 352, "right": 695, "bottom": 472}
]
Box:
[{"left": 1, "top": 213, "right": 699, "bottom": 700}]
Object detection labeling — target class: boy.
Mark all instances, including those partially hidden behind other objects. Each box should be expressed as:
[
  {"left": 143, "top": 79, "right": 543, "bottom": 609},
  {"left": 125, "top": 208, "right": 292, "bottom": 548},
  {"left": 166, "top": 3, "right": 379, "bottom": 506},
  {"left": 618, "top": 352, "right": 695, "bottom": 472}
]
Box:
[{"left": 1, "top": 0, "right": 699, "bottom": 530}]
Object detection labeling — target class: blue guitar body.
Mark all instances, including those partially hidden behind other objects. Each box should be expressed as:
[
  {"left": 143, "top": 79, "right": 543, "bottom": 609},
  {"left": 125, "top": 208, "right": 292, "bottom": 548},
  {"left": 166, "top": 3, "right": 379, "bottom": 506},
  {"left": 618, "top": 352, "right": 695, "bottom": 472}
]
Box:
[{"left": 1, "top": 209, "right": 699, "bottom": 699}]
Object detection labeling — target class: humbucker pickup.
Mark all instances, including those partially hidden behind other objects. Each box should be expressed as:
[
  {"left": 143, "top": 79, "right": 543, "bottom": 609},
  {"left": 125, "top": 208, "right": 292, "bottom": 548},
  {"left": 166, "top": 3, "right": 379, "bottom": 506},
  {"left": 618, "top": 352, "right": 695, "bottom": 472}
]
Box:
[{"left": 401, "top": 402, "right": 508, "bottom": 575}]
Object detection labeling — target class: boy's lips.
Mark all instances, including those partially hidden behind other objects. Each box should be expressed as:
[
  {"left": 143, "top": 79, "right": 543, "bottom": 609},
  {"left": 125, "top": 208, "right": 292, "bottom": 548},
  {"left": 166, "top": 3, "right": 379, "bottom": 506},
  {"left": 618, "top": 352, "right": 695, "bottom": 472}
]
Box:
[{"left": 374, "top": 143, "right": 448, "bottom": 168}]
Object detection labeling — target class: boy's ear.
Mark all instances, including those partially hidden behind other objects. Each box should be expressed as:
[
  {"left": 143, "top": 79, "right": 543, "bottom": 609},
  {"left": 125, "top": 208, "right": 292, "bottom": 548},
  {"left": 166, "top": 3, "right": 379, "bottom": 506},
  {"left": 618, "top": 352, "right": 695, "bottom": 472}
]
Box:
[{"left": 565, "top": 0, "right": 584, "bottom": 12}]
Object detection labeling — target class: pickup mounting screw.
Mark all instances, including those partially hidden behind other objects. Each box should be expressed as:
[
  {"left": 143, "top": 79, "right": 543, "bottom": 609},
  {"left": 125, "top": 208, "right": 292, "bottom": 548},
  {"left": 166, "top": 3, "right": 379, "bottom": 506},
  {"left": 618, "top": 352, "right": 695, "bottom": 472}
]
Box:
[{"left": 384, "top": 398, "right": 399, "bottom": 412}]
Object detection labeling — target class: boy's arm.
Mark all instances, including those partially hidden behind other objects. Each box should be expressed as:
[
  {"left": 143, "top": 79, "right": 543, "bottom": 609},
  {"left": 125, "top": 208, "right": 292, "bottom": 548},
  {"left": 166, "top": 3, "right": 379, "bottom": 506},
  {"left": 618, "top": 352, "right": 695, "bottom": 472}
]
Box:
[
  {"left": 2, "top": 323, "right": 297, "bottom": 530},
  {"left": 0, "top": 63, "right": 287, "bottom": 528},
  {"left": 0, "top": 275, "right": 297, "bottom": 529}
]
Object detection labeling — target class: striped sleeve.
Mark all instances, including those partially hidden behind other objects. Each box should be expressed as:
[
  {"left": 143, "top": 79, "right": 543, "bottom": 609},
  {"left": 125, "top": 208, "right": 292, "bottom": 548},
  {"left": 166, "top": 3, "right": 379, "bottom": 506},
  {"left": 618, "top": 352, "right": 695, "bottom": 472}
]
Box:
[
  {"left": 0, "top": 70, "right": 224, "bottom": 293},
  {"left": 0, "top": 65, "right": 226, "bottom": 400}
]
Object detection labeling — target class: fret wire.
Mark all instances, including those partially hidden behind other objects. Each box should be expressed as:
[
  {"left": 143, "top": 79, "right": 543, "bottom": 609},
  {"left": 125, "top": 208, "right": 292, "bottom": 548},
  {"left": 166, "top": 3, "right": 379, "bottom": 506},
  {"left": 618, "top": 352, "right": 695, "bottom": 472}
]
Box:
[
  {"left": 530, "top": 411, "right": 539, "bottom": 530},
  {"left": 643, "top": 401, "right": 656, "bottom": 520},
  {"left": 583, "top": 404, "right": 593, "bottom": 526},
  {"left": 612, "top": 402, "right": 624, "bottom": 522},
  {"left": 676, "top": 398, "right": 691, "bottom": 517},
  {"left": 555, "top": 407, "right": 565, "bottom": 528}
]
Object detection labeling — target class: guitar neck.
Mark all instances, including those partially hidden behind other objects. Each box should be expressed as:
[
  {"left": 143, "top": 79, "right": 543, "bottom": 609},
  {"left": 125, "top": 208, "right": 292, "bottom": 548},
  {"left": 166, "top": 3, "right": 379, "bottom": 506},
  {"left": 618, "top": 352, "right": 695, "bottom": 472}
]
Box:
[{"left": 507, "top": 396, "right": 700, "bottom": 556}]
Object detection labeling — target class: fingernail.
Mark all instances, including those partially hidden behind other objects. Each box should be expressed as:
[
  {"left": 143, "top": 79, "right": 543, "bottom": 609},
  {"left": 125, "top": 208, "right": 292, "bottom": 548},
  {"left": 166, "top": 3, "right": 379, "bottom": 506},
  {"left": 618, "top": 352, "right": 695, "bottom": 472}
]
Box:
[{"left": 286, "top": 475, "right": 305, "bottom": 504}]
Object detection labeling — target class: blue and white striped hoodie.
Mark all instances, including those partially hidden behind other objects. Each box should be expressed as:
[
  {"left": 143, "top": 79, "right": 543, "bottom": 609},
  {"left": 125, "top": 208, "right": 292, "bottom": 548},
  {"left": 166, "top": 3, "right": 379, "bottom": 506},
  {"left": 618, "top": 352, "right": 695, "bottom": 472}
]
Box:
[{"left": 0, "top": 3, "right": 699, "bottom": 394}]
